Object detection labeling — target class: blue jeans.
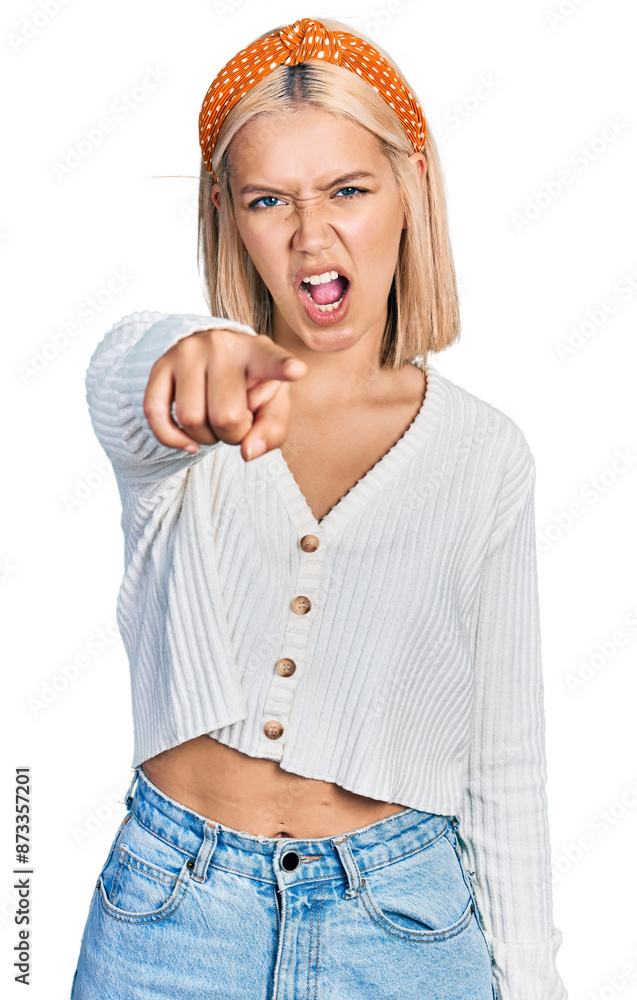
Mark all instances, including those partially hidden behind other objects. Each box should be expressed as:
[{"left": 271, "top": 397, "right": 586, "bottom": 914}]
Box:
[{"left": 71, "top": 765, "right": 495, "bottom": 998}]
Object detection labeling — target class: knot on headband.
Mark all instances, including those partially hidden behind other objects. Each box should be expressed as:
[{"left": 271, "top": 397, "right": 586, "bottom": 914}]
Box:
[
  {"left": 198, "top": 17, "right": 427, "bottom": 179},
  {"left": 277, "top": 18, "right": 343, "bottom": 64}
]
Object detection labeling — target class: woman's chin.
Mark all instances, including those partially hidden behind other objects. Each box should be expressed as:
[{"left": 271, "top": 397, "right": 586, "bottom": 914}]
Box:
[{"left": 292, "top": 313, "right": 362, "bottom": 352}]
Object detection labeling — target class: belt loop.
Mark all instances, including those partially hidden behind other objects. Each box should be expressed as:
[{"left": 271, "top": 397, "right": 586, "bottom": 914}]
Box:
[
  {"left": 192, "top": 821, "right": 217, "bottom": 883},
  {"left": 124, "top": 765, "right": 141, "bottom": 808},
  {"left": 332, "top": 837, "right": 364, "bottom": 899}
]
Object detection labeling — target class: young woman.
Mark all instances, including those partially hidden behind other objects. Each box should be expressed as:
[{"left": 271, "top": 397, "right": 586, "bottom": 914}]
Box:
[{"left": 71, "top": 16, "right": 567, "bottom": 1000}]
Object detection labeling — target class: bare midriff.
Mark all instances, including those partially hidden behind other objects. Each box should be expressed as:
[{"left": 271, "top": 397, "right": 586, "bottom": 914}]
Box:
[{"left": 141, "top": 736, "right": 406, "bottom": 839}]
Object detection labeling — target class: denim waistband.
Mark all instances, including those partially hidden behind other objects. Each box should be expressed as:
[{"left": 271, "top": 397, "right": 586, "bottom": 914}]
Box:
[{"left": 124, "top": 765, "right": 451, "bottom": 890}]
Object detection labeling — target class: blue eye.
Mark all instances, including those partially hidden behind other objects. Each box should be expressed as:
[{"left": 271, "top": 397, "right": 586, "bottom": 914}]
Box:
[
  {"left": 335, "top": 186, "right": 366, "bottom": 199},
  {"left": 248, "top": 195, "right": 284, "bottom": 209},
  {"left": 248, "top": 185, "right": 368, "bottom": 211}
]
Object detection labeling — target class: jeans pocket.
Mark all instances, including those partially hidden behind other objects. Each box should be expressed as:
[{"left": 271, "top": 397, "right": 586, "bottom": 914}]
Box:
[
  {"left": 359, "top": 821, "right": 474, "bottom": 942},
  {"left": 97, "top": 813, "right": 193, "bottom": 924}
]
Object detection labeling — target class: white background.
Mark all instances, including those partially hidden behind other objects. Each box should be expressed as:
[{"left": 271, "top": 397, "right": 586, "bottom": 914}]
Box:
[{"left": 2, "top": 0, "right": 636, "bottom": 996}]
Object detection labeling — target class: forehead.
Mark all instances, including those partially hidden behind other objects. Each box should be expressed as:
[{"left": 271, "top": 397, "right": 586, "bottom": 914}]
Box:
[{"left": 228, "top": 106, "right": 388, "bottom": 187}]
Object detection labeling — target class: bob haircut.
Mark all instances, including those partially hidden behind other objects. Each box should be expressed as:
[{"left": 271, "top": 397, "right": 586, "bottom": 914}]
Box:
[{"left": 197, "top": 17, "right": 460, "bottom": 369}]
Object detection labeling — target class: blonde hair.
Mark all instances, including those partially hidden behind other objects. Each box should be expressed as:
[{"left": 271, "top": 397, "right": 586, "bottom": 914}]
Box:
[{"left": 197, "top": 17, "right": 460, "bottom": 368}]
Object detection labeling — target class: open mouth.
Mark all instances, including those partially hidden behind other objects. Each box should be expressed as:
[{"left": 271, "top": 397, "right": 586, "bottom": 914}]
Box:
[{"left": 299, "top": 271, "right": 350, "bottom": 313}]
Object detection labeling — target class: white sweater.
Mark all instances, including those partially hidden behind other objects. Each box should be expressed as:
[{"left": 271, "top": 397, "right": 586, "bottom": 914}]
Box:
[{"left": 86, "top": 310, "right": 567, "bottom": 1000}]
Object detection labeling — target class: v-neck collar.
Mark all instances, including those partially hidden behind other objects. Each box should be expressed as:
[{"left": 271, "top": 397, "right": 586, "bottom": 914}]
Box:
[{"left": 261, "top": 360, "right": 447, "bottom": 545}]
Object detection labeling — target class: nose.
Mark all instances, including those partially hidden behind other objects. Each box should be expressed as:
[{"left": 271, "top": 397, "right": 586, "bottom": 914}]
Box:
[{"left": 291, "top": 205, "right": 335, "bottom": 255}]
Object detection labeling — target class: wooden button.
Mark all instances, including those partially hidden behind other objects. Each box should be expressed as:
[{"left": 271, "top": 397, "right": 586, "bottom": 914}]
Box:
[
  {"left": 276, "top": 658, "right": 296, "bottom": 677},
  {"left": 300, "top": 534, "right": 320, "bottom": 552},
  {"left": 292, "top": 595, "right": 312, "bottom": 615},
  {"left": 264, "top": 720, "right": 284, "bottom": 740}
]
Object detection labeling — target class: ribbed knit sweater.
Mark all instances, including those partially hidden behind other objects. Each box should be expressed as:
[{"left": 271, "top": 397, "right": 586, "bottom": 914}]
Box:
[{"left": 86, "top": 310, "right": 567, "bottom": 1000}]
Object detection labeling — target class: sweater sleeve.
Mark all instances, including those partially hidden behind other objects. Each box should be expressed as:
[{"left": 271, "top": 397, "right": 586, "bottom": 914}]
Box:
[
  {"left": 85, "top": 310, "right": 259, "bottom": 488},
  {"left": 456, "top": 435, "right": 567, "bottom": 1000}
]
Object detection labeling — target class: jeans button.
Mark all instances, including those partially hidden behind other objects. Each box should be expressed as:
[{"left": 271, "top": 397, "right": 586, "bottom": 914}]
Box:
[{"left": 280, "top": 850, "right": 300, "bottom": 872}]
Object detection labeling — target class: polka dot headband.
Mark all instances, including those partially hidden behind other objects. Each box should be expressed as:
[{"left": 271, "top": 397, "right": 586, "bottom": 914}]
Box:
[{"left": 198, "top": 17, "right": 427, "bottom": 179}]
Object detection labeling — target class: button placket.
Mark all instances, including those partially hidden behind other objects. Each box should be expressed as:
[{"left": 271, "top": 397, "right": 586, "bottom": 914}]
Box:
[{"left": 260, "top": 525, "right": 325, "bottom": 755}]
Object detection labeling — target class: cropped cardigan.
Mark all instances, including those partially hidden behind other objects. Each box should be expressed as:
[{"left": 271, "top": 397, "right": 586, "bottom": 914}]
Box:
[{"left": 85, "top": 310, "right": 567, "bottom": 1000}]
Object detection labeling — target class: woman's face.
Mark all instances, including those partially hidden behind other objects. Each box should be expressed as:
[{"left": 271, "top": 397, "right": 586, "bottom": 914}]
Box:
[{"left": 212, "top": 105, "right": 424, "bottom": 357}]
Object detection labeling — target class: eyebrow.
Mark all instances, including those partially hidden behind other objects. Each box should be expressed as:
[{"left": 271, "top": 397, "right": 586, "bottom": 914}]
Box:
[{"left": 239, "top": 171, "right": 376, "bottom": 197}]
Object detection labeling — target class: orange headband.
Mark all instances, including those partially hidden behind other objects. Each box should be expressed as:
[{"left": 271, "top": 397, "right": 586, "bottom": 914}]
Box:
[{"left": 198, "top": 17, "right": 427, "bottom": 179}]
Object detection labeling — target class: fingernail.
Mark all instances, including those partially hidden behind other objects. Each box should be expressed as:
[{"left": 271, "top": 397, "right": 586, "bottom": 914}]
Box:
[
  {"left": 246, "top": 439, "right": 265, "bottom": 460},
  {"left": 183, "top": 444, "right": 199, "bottom": 454}
]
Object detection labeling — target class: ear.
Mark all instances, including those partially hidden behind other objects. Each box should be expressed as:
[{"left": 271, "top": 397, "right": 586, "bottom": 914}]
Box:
[
  {"left": 409, "top": 151, "right": 427, "bottom": 182},
  {"left": 403, "top": 152, "right": 427, "bottom": 228},
  {"left": 210, "top": 182, "right": 221, "bottom": 211}
]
